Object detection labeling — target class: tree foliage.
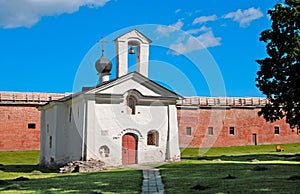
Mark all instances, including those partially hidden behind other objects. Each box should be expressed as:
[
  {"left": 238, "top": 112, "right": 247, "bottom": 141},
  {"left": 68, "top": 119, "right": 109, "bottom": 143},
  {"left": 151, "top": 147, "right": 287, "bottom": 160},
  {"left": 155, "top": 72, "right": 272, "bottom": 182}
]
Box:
[{"left": 256, "top": 0, "right": 300, "bottom": 129}]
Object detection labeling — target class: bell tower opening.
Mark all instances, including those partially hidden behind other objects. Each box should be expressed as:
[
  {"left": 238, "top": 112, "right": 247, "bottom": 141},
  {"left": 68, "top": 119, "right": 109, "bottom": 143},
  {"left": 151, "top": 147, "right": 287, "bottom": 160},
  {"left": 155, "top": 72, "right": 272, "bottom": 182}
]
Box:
[
  {"left": 128, "top": 41, "right": 139, "bottom": 74},
  {"left": 114, "top": 29, "right": 152, "bottom": 78}
]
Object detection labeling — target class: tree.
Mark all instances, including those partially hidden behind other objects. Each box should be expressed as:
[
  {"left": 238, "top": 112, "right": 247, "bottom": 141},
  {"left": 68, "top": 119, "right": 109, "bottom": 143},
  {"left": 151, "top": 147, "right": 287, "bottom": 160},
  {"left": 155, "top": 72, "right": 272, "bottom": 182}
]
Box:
[{"left": 256, "top": 0, "right": 300, "bottom": 129}]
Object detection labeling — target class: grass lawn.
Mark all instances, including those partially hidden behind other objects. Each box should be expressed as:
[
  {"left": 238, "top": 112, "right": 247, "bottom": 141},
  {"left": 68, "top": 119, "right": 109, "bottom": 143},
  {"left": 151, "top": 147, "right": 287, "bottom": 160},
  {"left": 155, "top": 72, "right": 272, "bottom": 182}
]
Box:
[
  {"left": 1, "top": 143, "right": 300, "bottom": 193},
  {"left": 160, "top": 143, "right": 300, "bottom": 193},
  {"left": 0, "top": 151, "right": 142, "bottom": 193},
  {"left": 181, "top": 143, "right": 300, "bottom": 159},
  {"left": 159, "top": 161, "right": 300, "bottom": 194}
]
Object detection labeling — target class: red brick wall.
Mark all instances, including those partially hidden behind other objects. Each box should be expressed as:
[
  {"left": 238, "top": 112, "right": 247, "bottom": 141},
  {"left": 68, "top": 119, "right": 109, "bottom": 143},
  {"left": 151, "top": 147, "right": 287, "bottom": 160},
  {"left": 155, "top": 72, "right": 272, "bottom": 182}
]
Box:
[
  {"left": 1, "top": 94, "right": 300, "bottom": 151},
  {"left": 0, "top": 105, "right": 40, "bottom": 151},
  {"left": 178, "top": 108, "right": 300, "bottom": 148}
]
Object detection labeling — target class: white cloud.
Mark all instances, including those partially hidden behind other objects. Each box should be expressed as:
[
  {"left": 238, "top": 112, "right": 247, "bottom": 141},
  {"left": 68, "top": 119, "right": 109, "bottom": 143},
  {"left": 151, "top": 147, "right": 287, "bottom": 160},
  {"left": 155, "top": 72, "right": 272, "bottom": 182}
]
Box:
[
  {"left": 0, "top": 0, "right": 110, "bottom": 28},
  {"left": 175, "top": 9, "right": 181, "bottom": 14},
  {"left": 192, "top": 14, "right": 217, "bottom": 25},
  {"left": 223, "top": 7, "right": 263, "bottom": 27},
  {"left": 156, "top": 19, "right": 184, "bottom": 37},
  {"left": 186, "top": 26, "right": 211, "bottom": 35},
  {"left": 169, "top": 29, "right": 221, "bottom": 55}
]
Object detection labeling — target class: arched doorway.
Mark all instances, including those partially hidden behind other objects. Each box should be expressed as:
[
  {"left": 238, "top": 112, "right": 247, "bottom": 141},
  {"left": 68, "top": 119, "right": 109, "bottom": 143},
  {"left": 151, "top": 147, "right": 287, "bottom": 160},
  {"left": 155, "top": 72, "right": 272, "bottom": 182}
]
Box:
[{"left": 122, "top": 133, "right": 137, "bottom": 164}]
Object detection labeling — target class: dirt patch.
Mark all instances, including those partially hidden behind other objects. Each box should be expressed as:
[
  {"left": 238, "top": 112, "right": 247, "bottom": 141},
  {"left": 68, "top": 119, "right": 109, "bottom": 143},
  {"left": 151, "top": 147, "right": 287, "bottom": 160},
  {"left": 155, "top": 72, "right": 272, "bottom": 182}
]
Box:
[
  {"left": 252, "top": 166, "right": 267, "bottom": 171},
  {"left": 12, "top": 176, "right": 29, "bottom": 181},
  {"left": 287, "top": 175, "right": 300, "bottom": 180},
  {"left": 222, "top": 174, "right": 237, "bottom": 179},
  {"left": 191, "top": 184, "right": 211, "bottom": 191}
]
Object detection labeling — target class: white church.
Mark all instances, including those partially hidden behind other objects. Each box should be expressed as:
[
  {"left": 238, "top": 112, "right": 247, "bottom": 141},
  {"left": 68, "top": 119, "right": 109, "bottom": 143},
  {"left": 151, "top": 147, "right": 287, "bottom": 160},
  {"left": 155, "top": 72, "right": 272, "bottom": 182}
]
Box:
[{"left": 38, "top": 30, "right": 181, "bottom": 167}]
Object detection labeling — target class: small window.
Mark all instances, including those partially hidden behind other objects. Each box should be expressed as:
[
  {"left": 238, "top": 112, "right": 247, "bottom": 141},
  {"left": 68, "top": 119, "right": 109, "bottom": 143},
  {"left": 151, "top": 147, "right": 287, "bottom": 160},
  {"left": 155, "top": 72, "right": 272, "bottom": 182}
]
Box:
[
  {"left": 147, "top": 130, "right": 159, "bottom": 146},
  {"left": 274, "top": 126, "right": 279, "bottom": 134},
  {"left": 208, "top": 127, "right": 213, "bottom": 135},
  {"left": 127, "top": 96, "right": 136, "bottom": 115},
  {"left": 28, "top": 123, "right": 36, "bottom": 129},
  {"left": 46, "top": 124, "right": 49, "bottom": 133},
  {"left": 229, "top": 127, "right": 235, "bottom": 135},
  {"left": 69, "top": 107, "right": 72, "bottom": 123},
  {"left": 49, "top": 136, "right": 52, "bottom": 148},
  {"left": 186, "top": 127, "right": 192, "bottom": 136}
]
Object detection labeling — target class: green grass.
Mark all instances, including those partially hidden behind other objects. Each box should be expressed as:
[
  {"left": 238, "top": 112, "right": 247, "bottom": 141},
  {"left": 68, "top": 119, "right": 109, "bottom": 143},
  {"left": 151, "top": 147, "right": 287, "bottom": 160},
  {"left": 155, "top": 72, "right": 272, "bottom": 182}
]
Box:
[
  {"left": 160, "top": 143, "right": 300, "bottom": 193},
  {"left": 181, "top": 143, "right": 300, "bottom": 159},
  {"left": 0, "top": 168, "right": 142, "bottom": 194},
  {"left": 159, "top": 160, "right": 300, "bottom": 194},
  {"left": 0, "top": 151, "right": 142, "bottom": 193},
  {"left": 0, "top": 150, "right": 40, "bottom": 165},
  {"left": 1, "top": 143, "right": 300, "bottom": 193}
]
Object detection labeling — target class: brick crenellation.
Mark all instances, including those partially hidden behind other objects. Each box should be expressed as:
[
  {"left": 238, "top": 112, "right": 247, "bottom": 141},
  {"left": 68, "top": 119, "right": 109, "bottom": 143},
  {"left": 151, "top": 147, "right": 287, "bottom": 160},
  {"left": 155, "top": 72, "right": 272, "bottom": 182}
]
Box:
[
  {"left": 177, "top": 97, "right": 269, "bottom": 107},
  {"left": 0, "top": 92, "right": 69, "bottom": 105}
]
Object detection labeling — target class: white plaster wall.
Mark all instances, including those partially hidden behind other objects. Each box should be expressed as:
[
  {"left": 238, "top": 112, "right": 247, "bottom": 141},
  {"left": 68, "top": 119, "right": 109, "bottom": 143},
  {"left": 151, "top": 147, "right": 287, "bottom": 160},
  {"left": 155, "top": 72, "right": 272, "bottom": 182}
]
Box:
[
  {"left": 116, "top": 41, "right": 128, "bottom": 77},
  {"left": 136, "top": 44, "right": 149, "bottom": 77},
  {"left": 99, "top": 79, "right": 160, "bottom": 96},
  {"left": 40, "top": 99, "right": 86, "bottom": 166},
  {"left": 54, "top": 101, "right": 85, "bottom": 165},
  {"left": 86, "top": 99, "right": 171, "bottom": 166},
  {"left": 40, "top": 106, "right": 57, "bottom": 166},
  {"left": 54, "top": 104, "right": 68, "bottom": 164},
  {"left": 168, "top": 105, "right": 181, "bottom": 161},
  {"left": 39, "top": 110, "right": 46, "bottom": 165}
]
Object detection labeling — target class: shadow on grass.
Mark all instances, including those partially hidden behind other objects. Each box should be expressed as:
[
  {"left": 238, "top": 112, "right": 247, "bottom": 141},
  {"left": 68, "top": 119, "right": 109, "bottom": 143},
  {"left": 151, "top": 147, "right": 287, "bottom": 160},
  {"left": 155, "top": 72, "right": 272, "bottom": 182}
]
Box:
[
  {"left": 159, "top": 160, "right": 300, "bottom": 194},
  {"left": 183, "top": 154, "right": 300, "bottom": 162},
  {"left": 0, "top": 164, "right": 54, "bottom": 173},
  {"left": 0, "top": 168, "right": 142, "bottom": 193}
]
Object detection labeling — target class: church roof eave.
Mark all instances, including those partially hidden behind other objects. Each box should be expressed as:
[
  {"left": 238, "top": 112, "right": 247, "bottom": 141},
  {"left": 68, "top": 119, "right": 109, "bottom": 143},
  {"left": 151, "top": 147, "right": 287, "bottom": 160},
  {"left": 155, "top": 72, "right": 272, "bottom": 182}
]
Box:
[
  {"left": 85, "top": 71, "right": 182, "bottom": 99},
  {"left": 114, "top": 29, "right": 152, "bottom": 44},
  {"left": 38, "top": 71, "right": 181, "bottom": 111}
]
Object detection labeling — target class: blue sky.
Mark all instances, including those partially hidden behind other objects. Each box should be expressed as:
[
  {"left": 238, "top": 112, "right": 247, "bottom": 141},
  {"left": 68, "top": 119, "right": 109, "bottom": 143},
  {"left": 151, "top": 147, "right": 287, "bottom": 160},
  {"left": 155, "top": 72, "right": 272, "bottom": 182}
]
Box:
[{"left": 0, "top": 0, "right": 277, "bottom": 97}]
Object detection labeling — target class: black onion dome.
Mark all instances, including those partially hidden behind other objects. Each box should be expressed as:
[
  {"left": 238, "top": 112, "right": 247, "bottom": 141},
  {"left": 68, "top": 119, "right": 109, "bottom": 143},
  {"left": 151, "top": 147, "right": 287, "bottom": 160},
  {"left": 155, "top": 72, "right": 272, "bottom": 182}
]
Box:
[{"left": 95, "top": 54, "right": 112, "bottom": 74}]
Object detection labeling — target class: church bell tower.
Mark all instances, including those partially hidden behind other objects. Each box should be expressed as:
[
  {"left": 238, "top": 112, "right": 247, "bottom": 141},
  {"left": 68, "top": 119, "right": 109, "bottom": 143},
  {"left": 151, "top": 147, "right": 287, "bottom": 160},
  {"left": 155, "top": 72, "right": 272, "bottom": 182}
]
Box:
[{"left": 114, "top": 29, "right": 152, "bottom": 78}]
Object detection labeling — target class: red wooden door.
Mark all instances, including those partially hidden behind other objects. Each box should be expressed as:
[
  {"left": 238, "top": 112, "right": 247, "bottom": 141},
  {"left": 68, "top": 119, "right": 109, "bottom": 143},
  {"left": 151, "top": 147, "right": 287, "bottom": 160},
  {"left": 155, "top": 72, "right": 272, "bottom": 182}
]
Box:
[{"left": 122, "top": 134, "right": 137, "bottom": 164}]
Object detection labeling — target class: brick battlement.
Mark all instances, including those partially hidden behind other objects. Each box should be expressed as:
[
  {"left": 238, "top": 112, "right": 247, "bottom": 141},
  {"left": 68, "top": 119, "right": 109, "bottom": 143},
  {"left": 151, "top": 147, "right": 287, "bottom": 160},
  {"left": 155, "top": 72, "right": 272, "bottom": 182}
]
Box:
[
  {"left": 0, "top": 92, "right": 68, "bottom": 105},
  {"left": 177, "top": 97, "right": 269, "bottom": 108}
]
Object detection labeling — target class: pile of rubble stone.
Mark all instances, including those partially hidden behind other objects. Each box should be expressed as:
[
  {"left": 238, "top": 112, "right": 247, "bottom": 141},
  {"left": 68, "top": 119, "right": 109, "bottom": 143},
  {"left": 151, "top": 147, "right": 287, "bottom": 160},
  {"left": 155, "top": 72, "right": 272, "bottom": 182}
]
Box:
[{"left": 59, "top": 159, "right": 107, "bottom": 173}]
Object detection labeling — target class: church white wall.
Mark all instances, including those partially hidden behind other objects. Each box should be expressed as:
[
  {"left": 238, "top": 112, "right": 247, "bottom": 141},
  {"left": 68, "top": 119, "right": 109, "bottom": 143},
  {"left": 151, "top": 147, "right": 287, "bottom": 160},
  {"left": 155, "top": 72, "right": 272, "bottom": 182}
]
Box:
[
  {"left": 40, "top": 99, "right": 85, "bottom": 167},
  {"left": 136, "top": 44, "right": 149, "bottom": 77},
  {"left": 167, "top": 105, "right": 181, "bottom": 161},
  {"left": 54, "top": 105, "right": 68, "bottom": 163},
  {"left": 39, "top": 110, "right": 46, "bottom": 165},
  {"left": 68, "top": 100, "right": 85, "bottom": 162},
  {"left": 85, "top": 99, "right": 174, "bottom": 166},
  {"left": 99, "top": 79, "right": 160, "bottom": 97},
  {"left": 40, "top": 106, "right": 57, "bottom": 166},
  {"left": 55, "top": 101, "right": 85, "bottom": 165}
]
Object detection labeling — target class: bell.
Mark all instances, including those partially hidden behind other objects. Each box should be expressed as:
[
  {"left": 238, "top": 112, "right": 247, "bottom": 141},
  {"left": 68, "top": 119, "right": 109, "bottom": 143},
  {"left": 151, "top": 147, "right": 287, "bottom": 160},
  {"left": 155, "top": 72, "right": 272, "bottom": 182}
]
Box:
[{"left": 129, "top": 46, "right": 135, "bottom": 54}]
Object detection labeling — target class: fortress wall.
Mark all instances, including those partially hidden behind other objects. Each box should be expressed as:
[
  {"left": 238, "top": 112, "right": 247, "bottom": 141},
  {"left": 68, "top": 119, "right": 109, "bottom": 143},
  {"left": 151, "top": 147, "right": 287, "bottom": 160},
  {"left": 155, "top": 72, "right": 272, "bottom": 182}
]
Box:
[
  {"left": 1, "top": 93, "right": 299, "bottom": 150},
  {"left": 0, "top": 92, "right": 67, "bottom": 151},
  {"left": 177, "top": 97, "right": 300, "bottom": 148},
  {"left": 0, "top": 105, "right": 41, "bottom": 150}
]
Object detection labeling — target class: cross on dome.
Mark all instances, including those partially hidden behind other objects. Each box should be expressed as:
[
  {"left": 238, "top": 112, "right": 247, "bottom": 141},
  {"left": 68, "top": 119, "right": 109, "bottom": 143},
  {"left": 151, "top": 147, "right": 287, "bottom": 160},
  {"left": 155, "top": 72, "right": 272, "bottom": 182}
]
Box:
[
  {"left": 98, "top": 36, "right": 107, "bottom": 56},
  {"left": 95, "top": 36, "right": 112, "bottom": 83}
]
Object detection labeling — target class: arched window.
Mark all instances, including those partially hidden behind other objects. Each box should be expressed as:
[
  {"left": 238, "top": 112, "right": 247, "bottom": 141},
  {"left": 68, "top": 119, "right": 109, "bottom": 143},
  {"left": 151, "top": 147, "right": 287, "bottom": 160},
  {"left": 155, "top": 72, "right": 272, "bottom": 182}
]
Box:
[
  {"left": 127, "top": 96, "right": 136, "bottom": 115},
  {"left": 147, "top": 130, "right": 159, "bottom": 146}
]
